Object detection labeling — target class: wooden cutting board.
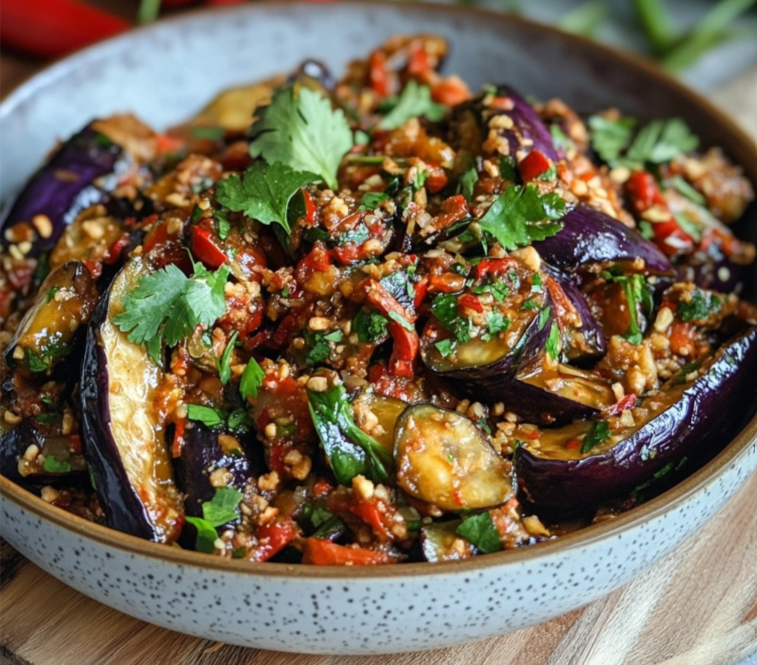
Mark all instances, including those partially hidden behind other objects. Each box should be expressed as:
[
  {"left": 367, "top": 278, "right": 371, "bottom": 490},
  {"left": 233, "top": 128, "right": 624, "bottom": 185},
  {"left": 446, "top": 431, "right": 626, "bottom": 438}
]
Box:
[
  {"left": 1, "top": 467, "right": 757, "bottom": 665},
  {"left": 2, "top": 32, "right": 757, "bottom": 665}
]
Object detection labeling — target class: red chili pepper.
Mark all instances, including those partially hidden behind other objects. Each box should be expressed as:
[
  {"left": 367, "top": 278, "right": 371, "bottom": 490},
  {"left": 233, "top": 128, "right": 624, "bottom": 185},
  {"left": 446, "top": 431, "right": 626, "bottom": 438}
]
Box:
[
  {"left": 545, "top": 276, "right": 574, "bottom": 330},
  {"left": 250, "top": 519, "right": 297, "bottom": 562},
  {"left": 313, "top": 479, "right": 333, "bottom": 498},
  {"left": 474, "top": 257, "right": 517, "bottom": 281},
  {"left": 406, "top": 42, "right": 430, "bottom": 78},
  {"left": 369, "top": 50, "right": 390, "bottom": 98},
  {"left": 566, "top": 439, "right": 580, "bottom": 450},
  {"left": 604, "top": 394, "right": 638, "bottom": 417},
  {"left": 297, "top": 242, "right": 331, "bottom": 274},
  {"left": 457, "top": 292, "right": 484, "bottom": 314},
  {"left": 69, "top": 434, "right": 82, "bottom": 455},
  {"left": 82, "top": 260, "right": 103, "bottom": 280},
  {"left": 155, "top": 133, "right": 185, "bottom": 156},
  {"left": 388, "top": 321, "right": 419, "bottom": 378},
  {"left": 171, "top": 418, "right": 186, "bottom": 458},
  {"left": 425, "top": 172, "right": 449, "bottom": 194},
  {"left": 301, "top": 538, "right": 395, "bottom": 566},
  {"left": 191, "top": 225, "right": 228, "bottom": 270},
  {"left": 413, "top": 278, "right": 429, "bottom": 309},
  {"left": 103, "top": 233, "right": 131, "bottom": 265},
  {"left": 1, "top": 0, "right": 130, "bottom": 59},
  {"left": 302, "top": 188, "right": 318, "bottom": 226},
  {"left": 349, "top": 496, "right": 395, "bottom": 541},
  {"left": 431, "top": 78, "right": 472, "bottom": 106},
  {"left": 518, "top": 149, "right": 552, "bottom": 183}
]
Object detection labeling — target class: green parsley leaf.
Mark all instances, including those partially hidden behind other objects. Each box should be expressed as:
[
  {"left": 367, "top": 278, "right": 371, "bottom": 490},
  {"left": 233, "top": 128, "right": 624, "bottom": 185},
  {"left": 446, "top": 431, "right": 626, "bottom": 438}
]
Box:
[
  {"left": 227, "top": 408, "right": 253, "bottom": 433},
  {"left": 538, "top": 307, "right": 551, "bottom": 331},
  {"left": 239, "top": 358, "right": 265, "bottom": 401},
  {"left": 184, "top": 517, "right": 218, "bottom": 553},
  {"left": 186, "top": 404, "right": 227, "bottom": 428},
  {"left": 626, "top": 118, "right": 699, "bottom": 166},
  {"left": 611, "top": 274, "right": 653, "bottom": 345},
  {"left": 42, "top": 456, "right": 71, "bottom": 474},
  {"left": 215, "top": 331, "right": 238, "bottom": 385},
  {"left": 581, "top": 420, "right": 611, "bottom": 454},
  {"left": 431, "top": 293, "right": 472, "bottom": 343},
  {"left": 678, "top": 290, "right": 721, "bottom": 322},
  {"left": 545, "top": 323, "right": 560, "bottom": 362},
  {"left": 498, "top": 156, "right": 518, "bottom": 181},
  {"left": 482, "top": 312, "right": 510, "bottom": 341},
  {"left": 387, "top": 310, "right": 414, "bottom": 332},
  {"left": 214, "top": 209, "right": 231, "bottom": 240},
  {"left": 215, "top": 161, "right": 317, "bottom": 236},
  {"left": 202, "top": 486, "right": 243, "bottom": 527},
  {"left": 304, "top": 330, "right": 332, "bottom": 365},
  {"left": 378, "top": 80, "right": 446, "bottom": 130},
  {"left": 249, "top": 85, "right": 353, "bottom": 190},
  {"left": 521, "top": 297, "right": 539, "bottom": 311},
  {"left": 455, "top": 512, "right": 502, "bottom": 554},
  {"left": 113, "top": 263, "right": 229, "bottom": 359},
  {"left": 307, "top": 383, "right": 393, "bottom": 485},
  {"left": 354, "top": 310, "right": 389, "bottom": 343},
  {"left": 588, "top": 115, "right": 636, "bottom": 165},
  {"left": 477, "top": 184, "right": 565, "bottom": 251},
  {"left": 435, "top": 338, "right": 456, "bottom": 357},
  {"left": 458, "top": 166, "right": 479, "bottom": 202},
  {"left": 359, "top": 192, "right": 390, "bottom": 211}
]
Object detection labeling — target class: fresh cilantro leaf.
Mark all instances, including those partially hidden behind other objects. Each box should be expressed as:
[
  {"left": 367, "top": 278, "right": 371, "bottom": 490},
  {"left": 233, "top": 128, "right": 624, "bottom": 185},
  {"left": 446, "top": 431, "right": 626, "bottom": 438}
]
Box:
[
  {"left": 186, "top": 404, "right": 227, "bottom": 428},
  {"left": 309, "top": 504, "right": 334, "bottom": 529},
  {"left": 581, "top": 420, "right": 611, "bottom": 454},
  {"left": 307, "top": 383, "right": 393, "bottom": 485},
  {"left": 227, "top": 408, "right": 253, "bottom": 432},
  {"left": 611, "top": 274, "right": 653, "bottom": 345},
  {"left": 588, "top": 115, "right": 636, "bottom": 165},
  {"left": 550, "top": 124, "right": 572, "bottom": 152},
  {"left": 431, "top": 293, "right": 472, "bottom": 343},
  {"left": 678, "top": 290, "right": 721, "bottom": 322},
  {"left": 304, "top": 330, "right": 333, "bottom": 365},
  {"left": 638, "top": 220, "right": 655, "bottom": 240},
  {"left": 378, "top": 80, "right": 446, "bottom": 130},
  {"left": 214, "top": 209, "right": 231, "bottom": 240},
  {"left": 215, "top": 331, "right": 238, "bottom": 385},
  {"left": 249, "top": 85, "right": 353, "bottom": 190},
  {"left": 43, "top": 456, "right": 71, "bottom": 474},
  {"left": 545, "top": 323, "right": 560, "bottom": 362},
  {"left": 531, "top": 273, "right": 543, "bottom": 292},
  {"left": 359, "top": 192, "right": 390, "bottom": 211},
  {"left": 455, "top": 512, "right": 502, "bottom": 553},
  {"left": 538, "top": 307, "right": 551, "bottom": 331},
  {"left": 215, "top": 162, "right": 317, "bottom": 235},
  {"left": 477, "top": 184, "right": 565, "bottom": 250},
  {"left": 184, "top": 517, "right": 218, "bottom": 553},
  {"left": 387, "top": 310, "right": 414, "bottom": 332},
  {"left": 482, "top": 312, "right": 510, "bottom": 341},
  {"left": 669, "top": 175, "right": 706, "bottom": 205},
  {"left": 458, "top": 166, "right": 479, "bottom": 202},
  {"left": 673, "top": 213, "right": 703, "bottom": 242},
  {"left": 521, "top": 297, "right": 539, "bottom": 311},
  {"left": 498, "top": 156, "right": 518, "bottom": 181},
  {"left": 113, "top": 263, "right": 229, "bottom": 358},
  {"left": 626, "top": 118, "right": 698, "bottom": 166},
  {"left": 239, "top": 358, "right": 265, "bottom": 401},
  {"left": 435, "top": 338, "right": 456, "bottom": 357},
  {"left": 354, "top": 310, "right": 389, "bottom": 343},
  {"left": 202, "top": 487, "right": 243, "bottom": 527}
]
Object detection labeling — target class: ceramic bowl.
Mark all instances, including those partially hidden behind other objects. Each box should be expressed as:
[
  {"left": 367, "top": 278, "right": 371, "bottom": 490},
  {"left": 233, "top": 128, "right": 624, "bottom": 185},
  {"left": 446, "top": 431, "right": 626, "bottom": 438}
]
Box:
[{"left": 1, "top": 1, "right": 756, "bottom": 655}]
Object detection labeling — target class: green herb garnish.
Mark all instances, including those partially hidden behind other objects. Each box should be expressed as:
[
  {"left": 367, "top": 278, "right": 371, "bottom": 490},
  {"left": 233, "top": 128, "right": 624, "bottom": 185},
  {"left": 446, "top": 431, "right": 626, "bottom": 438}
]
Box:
[{"left": 455, "top": 513, "right": 502, "bottom": 554}]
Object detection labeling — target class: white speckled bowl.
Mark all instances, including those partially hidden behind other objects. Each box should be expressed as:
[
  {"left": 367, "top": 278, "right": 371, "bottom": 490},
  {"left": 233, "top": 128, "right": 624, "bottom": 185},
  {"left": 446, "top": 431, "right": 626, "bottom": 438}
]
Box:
[{"left": 1, "top": 2, "right": 756, "bottom": 655}]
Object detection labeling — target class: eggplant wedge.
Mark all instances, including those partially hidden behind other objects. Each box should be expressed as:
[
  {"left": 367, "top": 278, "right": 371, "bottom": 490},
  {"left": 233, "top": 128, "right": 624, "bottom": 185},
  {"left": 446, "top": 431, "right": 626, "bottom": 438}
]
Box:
[
  {"left": 514, "top": 326, "right": 757, "bottom": 511},
  {"left": 4, "top": 261, "right": 98, "bottom": 374},
  {"left": 80, "top": 257, "right": 184, "bottom": 542},
  {"left": 533, "top": 205, "right": 674, "bottom": 275},
  {"left": 173, "top": 423, "right": 265, "bottom": 519},
  {"left": 394, "top": 404, "right": 514, "bottom": 512}
]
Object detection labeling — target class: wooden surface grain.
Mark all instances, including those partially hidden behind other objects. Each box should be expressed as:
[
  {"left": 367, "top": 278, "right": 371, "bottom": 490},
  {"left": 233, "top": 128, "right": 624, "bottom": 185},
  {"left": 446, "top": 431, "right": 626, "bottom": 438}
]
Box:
[{"left": 2, "top": 25, "right": 757, "bottom": 665}]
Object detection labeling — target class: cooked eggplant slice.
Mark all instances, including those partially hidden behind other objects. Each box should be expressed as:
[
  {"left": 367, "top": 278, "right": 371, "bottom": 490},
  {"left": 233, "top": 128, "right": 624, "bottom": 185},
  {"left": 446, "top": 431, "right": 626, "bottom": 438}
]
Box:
[
  {"left": 80, "top": 257, "right": 184, "bottom": 543},
  {"left": 4, "top": 261, "right": 98, "bottom": 373},
  {"left": 420, "top": 520, "right": 474, "bottom": 562},
  {"left": 173, "top": 423, "right": 265, "bottom": 519},
  {"left": 533, "top": 205, "right": 674, "bottom": 276},
  {"left": 514, "top": 326, "right": 757, "bottom": 511},
  {"left": 394, "top": 404, "right": 514, "bottom": 512},
  {"left": 0, "top": 418, "right": 87, "bottom": 485}
]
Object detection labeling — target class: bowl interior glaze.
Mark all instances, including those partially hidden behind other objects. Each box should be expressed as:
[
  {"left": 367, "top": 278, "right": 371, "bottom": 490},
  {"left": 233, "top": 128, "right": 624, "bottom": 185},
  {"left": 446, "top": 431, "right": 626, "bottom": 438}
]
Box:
[{"left": 1, "top": 1, "right": 756, "bottom": 654}]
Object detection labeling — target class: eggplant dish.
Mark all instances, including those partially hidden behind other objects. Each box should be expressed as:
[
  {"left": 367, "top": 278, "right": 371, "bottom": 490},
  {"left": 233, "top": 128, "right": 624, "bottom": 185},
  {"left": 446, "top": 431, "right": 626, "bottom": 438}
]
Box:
[{"left": 2, "top": 36, "right": 756, "bottom": 565}]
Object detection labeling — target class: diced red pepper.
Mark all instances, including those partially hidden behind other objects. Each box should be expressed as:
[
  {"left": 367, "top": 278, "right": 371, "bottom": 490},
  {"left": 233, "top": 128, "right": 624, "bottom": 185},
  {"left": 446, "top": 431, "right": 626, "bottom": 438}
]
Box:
[
  {"left": 388, "top": 322, "right": 419, "bottom": 378},
  {"left": 191, "top": 225, "right": 228, "bottom": 270},
  {"left": 425, "top": 172, "right": 449, "bottom": 194},
  {"left": 431, "top": 78, "right": 472, "bottom": 106},
  {"left": 369, "top": 50, "right": 390, "bottom": 98},
  {"left": 518, "top": 149, "right": 552, "bottom": 183},
  {"left": 313, "top": 479, "right": 334, "bottom": 498},
  {"left": 103, "top": 233, "right": 131, "bottom": 265},
  {"left": 413, "top": 278, "right": 429, "bottom": 308},
  {"left": 298, "top": 242, "right": 331, "bottom": 274},
  {"left": 82, "top": 260, "right": 102, "bottom": 280},
  {"left": 349, "top": 496, "right": 395, "bottom": 541},
  {"left": 604, "top": 394, "right": 638, "bottom": 417},
  {"left": 301, "top": 538, "right": 395, "bottom": 566},
  {"left": 155, "top": 133, "right": 185, "bottom": 156},
  {"left": 250, "top": 518, "right": 297, "bottom": 562},
  {"left": 406, "top": 42, "right": 430, "bottom": 78},
  {"left": 69, "top": 434, "right": 82, "bottom": 456},
  {"left": 566, "top": 439, "right": 580, "bottom": 450},
  {"left": 474, "top": 257, "right": 517, "bottom": 281},
  {"left": 457, "top": 292, "right": 484, "bottom": 314},
  {"left": 171, "top": 418, "right": 186, "bottom": 458}
]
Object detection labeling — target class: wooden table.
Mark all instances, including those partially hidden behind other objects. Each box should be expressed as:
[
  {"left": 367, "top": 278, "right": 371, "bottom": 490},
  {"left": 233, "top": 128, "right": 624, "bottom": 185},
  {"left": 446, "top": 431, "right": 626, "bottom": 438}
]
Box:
[{"left": 2, "top": 30, "right": 757, "bottom": 665}]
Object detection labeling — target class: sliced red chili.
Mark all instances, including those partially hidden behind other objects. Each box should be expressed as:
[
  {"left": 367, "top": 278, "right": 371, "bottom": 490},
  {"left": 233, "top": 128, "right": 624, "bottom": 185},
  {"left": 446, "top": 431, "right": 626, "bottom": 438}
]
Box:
[
  {"left": 191, "top": 226, "right": 228, "bottom": 270},
  {"left": 518, "top": 149, "right": 552, "bottom": 182},
  {"left": 302, "top": 538, "right": 395, "bottom": 565}
]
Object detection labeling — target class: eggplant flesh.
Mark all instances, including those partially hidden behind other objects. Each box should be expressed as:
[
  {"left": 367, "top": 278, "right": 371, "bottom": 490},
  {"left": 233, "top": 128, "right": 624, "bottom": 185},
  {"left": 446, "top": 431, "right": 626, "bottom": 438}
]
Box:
[
  {"left": 533, "top": 205, "right": 674, "bottom": 276},
  {"left": 514, "top": 326, "right": 757, "bottom": 511},
  {"left": 80, "top": 257, "right": 184, "bottom": 543},
  {"left": 0, "top": 126, "right": 126, "bottom": 259},
  {"left": 4, "top": 261, "right": 98, "bottom": 373},
  {"left": 394, "top": 404, "right": 514, "bottom": 512}
]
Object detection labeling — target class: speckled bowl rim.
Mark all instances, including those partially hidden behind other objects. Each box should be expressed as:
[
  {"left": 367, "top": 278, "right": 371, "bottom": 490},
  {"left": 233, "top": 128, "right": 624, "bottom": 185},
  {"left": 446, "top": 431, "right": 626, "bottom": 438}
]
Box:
[{"left": 1, "top": 0, "right": 757, "bottom": 581}]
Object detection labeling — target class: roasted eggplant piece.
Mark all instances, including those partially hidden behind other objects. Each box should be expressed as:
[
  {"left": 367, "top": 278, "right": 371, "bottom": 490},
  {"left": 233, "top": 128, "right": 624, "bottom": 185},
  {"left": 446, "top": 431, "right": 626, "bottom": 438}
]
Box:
[
  {"left": 449, "top": 84, "right": 559, "bottom": 161},
  {"left": 173, "top": 423, "right": 264, "bottom": 519},
  {"left": 79, "top": 257, "right": 184, "bottom": 543},
  {"left": 4, "top": 261, "right": 98, "bottom": 373},
  {"left": 420, "top": 520, "right": 474, "bottom": 562},
  {"left": 533, "top": 205, "right": 674, "bottom": 275},
  {"left": 394, "top": 404, "right": 514, "bottom": 511},
  {"left": 0, "top": 125, "right": 127, "bottom": 258},
  {"left": 514, "top": 326, "right": 757, "bottom": 511},
  {"left": 0, "top": 418, "right": 87, "bottom": 485}
]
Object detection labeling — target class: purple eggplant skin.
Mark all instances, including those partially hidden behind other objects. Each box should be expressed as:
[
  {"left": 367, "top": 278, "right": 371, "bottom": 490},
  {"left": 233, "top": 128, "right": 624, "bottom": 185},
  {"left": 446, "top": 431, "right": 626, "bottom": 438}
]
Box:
[
  {"left": 448, "top": 85, "right": 558, "bottom": 161},
  {"left": 544, "top": 266, "right": 606, "bottom": 361},
  {"left": 514, "top": 326, "right": 757, "bottom": 512},
  {"left": 533, "top": 205, "right": 674, "bottom": 276},
  {"left": 677, "top": 251, "right": 745, "bottom": 295},
  {"left": 79, "top": 257, "right": 184, "bottom": 543},
  {"left": 0, "top": 126, "right": 126, "bottom": 259},
  {"left": 0, "top": 418, "right": 87, "bottom": 486},
  {"left": 173, "top": 423, "right": 265, "bottom": 520}
]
